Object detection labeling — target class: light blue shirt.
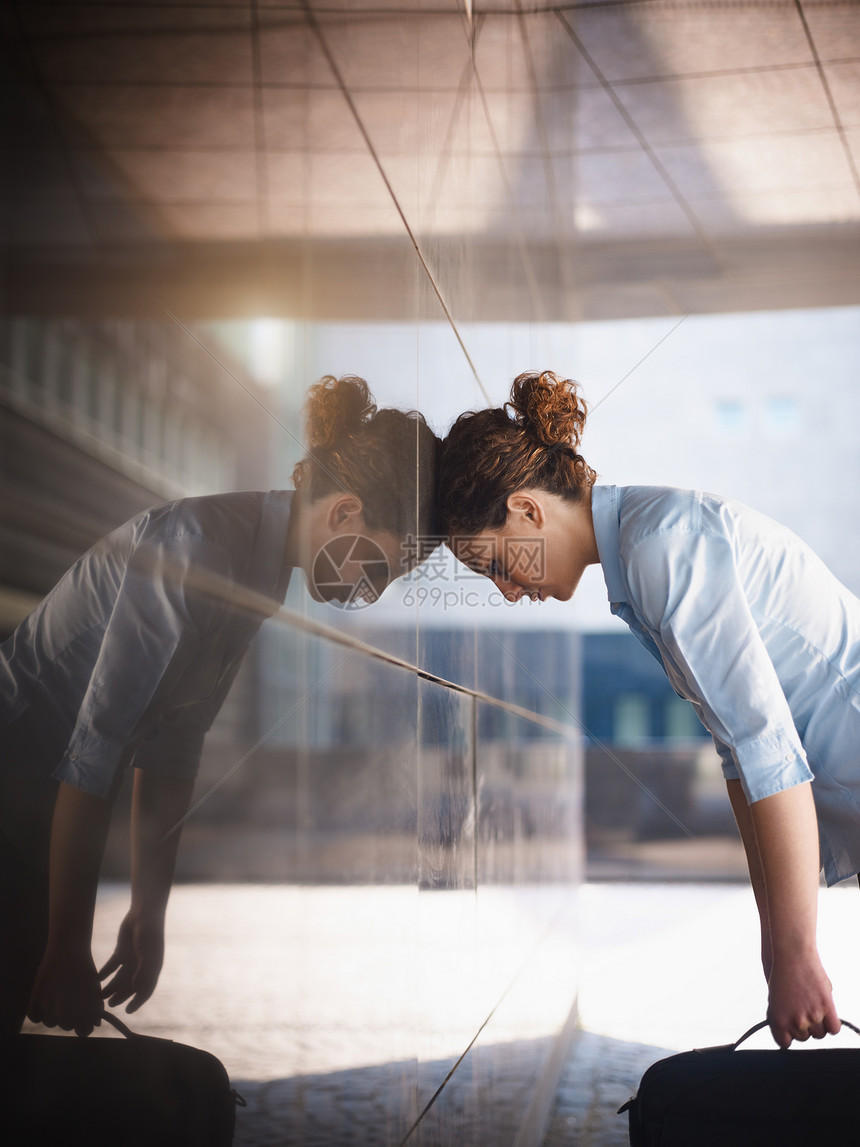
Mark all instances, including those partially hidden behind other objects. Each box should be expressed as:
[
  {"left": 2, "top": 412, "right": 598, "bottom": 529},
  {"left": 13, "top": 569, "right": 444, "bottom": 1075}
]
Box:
[
  {"left": 591, "top": 484, "right": 860, "bottom": 886},
  {"left": 1, "top": 491, "right": 293, "bottom": 804}
]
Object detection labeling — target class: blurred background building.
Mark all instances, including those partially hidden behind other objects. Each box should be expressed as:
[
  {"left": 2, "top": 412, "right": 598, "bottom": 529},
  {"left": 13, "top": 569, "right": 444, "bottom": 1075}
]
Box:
[{"left": 2, "top": 2, "right": 859, "bottom": 1144}]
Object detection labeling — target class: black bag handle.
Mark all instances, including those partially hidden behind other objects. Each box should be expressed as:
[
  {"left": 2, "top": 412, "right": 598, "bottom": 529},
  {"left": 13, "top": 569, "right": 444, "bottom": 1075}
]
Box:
[
  {"left": 734, "top": 1018, "right": 860, "bottom": 1049},
  {"left": 91, "top": 1012, "right": 248, "bottom": 1108},
  {"left": 99, "top": 1012, "right": 137, "bottom": 1039}
]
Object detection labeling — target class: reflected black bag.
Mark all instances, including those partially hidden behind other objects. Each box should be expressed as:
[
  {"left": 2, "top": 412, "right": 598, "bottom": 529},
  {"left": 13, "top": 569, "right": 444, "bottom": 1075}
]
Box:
[
  {"left": 1, "top": 1012, "right": 244, "bottom": 1146},
  {"left": 619, "top": 1019, "right": 860, "bottom": 1147}
]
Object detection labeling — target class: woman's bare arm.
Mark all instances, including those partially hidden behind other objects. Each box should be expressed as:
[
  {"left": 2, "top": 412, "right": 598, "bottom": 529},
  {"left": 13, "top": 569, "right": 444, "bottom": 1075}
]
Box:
[
  {"left": 729, "top": 779, "right": 839, "bottom": 1048},
  {"left": 726, "top": 779, "right": 772, "bottom": 978},
  {"left": 27, "top": 782, "right": 114, "bottom": 1036},
  {"left": 99, "top": 768, "right": 195, "bottom": 1013}
]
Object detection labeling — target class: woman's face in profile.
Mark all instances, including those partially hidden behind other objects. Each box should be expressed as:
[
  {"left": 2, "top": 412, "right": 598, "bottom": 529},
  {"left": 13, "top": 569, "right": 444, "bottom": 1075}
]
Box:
[
  {"left": 309, "top": 526, "right": 402, "bottom": 608},
  {"left": 453, "top": 528, "right": 546, "bottom": 603},
  {"left": 451, "top": 490, "right": 584, "bottom": 605},
  {"left": 295, "top": 490, "right": 407, "bottom": 609}
]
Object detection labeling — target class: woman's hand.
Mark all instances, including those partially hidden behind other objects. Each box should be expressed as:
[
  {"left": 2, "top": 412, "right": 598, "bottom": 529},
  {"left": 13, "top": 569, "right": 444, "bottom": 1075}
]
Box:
[
  {"left": 733, "top": 781, "right": 839, "bottom": 1049},
  {"left": 27, "top": 945, "right": 104, "bottom": 1037},
  {"left": 30, "top": 782, "right": 115, "bottom": 1036},
  {"left": 767, "top": 951, "right": 841, "bottom": 1049},
  {"left": 99, "top": 908, "right": 165, "bottom": 1013}
]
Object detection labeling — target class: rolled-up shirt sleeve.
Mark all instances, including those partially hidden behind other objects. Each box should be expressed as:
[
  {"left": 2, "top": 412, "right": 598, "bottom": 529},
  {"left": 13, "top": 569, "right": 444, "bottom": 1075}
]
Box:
[
  {"left": 52, "top": 534, "right": 216, "bottom": 798},
  {"left": 624, "top": 530, "right": 814, "bottom": 804}
]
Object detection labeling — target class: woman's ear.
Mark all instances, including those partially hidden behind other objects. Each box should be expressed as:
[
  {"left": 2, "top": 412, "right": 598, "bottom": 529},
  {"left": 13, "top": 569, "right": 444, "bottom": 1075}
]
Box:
[
  {"left": 326, "top": 494, "right": 365, "bottom": 532},
  {"left": 506, "top": 492, "right": 546, "bottom": 529}
]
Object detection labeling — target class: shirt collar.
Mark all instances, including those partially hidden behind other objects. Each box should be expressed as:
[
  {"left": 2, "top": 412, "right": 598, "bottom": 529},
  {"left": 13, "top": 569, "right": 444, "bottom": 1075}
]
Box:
[
  {"left": 591, "top": 484, "right": 628, "bottom": 604},
  {"left": 253, "top": 489, "right": 294, "bottom": 606}
]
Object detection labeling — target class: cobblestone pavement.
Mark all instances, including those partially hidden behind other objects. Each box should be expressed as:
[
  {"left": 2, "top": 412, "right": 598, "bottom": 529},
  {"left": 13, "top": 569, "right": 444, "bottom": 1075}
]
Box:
[
  {"left": 83, "top": 883, "right": 573, "bottom": 1146},
  {"left": 542, "top": 1033, "right": 669, "bottom": 1147},
  {"left": 229, "top": 1039, "right": 559, "bottom": 1147},
  {"left": 542, "top": 880, "right": 860, "bottom": 1146},
  {"left": 65, "top": 880, "right": 860, "bottom": 1146}
]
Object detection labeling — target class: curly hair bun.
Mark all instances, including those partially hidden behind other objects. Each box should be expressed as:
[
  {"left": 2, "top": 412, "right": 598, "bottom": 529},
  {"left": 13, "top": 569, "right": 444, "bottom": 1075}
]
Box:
[
  {"left": 506, "top": 370, "right": 588, "bottom": 450},
  {"left": 304, "top": 374, "right": 377, "bottom": 450}
]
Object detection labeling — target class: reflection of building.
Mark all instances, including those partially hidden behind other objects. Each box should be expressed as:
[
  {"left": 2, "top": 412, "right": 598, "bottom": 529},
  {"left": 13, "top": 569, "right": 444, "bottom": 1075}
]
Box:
[
  {"left": 255, "top": 625, "right": 581, "bottom": 749},
  {"left": 243, "top": 621, "right": 728, "bottom": 868},
  {"left": 0, "top": 317, "right": 272, "bottom": 631},
  {"left": 159, "top": 621, "right": 582, "bottom": 889},
  {"left": 583, "top": 633, "right": 707, "bottom": 747},
  {"left": 0, "top": 317, "right": 276, "bottom": 756},
  {"left": 582, "top": 634, "right": 735, "bottom": 848}
]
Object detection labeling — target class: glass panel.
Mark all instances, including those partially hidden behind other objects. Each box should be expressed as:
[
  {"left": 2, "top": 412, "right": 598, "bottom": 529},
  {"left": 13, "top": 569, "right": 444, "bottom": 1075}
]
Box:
[
  {"left": 415, "top": 681, "right": 481, "bottom": 1116},
  {"left": 8, "top": 3, "right": 858, "bottom": 1142},
  {"left": 412, "top": 702, "right": 581, "bottom": 1144},
  {"left": 163, "top": 643, "right": 421, "bottom": 1143}
]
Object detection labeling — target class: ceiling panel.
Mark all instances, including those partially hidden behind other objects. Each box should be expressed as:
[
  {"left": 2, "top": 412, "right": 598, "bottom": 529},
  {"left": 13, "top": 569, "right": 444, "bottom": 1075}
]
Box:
[
  {"left": 615, "top": 68, "right": 834, "bottom": 144},
  {"left": 57, "top": 84, "right": 256, "bottom": 149},
  {"left": 825, "top": 60, "right": 860, "bottom": 122},
  {"left": 31, "top": 28, "right": 253, "bottom": 85},
  {"left": 103, "top": 149, "right": 258, "bottom": 203},
  {"left": 4, "top": 0, "right": 859, "bottom": 321},
  {"left": 657, "top": 134, "right": 858, "bottom": 199},
  {"left": 802, "top": 4, "right": 860, "bottom": 59},
  {"left": 571, "top": 3, "right": 813, "bottom": 81},
  {"left": 567, "top": 85, "right": 643, "bottom": 152}
]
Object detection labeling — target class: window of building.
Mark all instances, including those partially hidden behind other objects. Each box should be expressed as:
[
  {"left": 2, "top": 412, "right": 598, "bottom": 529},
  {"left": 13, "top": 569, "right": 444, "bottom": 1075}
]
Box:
[
  {"left": 763, "top": 396, "right": 801, "bottom": 438},
  {"left": 612, "top": 693, "right": 650, "bottom": 745},
  {"left": 714, "top": 399, "right": 748, "bottom": 435},
  {"left": 664, "top": 696, "right": 703, "bottom": 741}
]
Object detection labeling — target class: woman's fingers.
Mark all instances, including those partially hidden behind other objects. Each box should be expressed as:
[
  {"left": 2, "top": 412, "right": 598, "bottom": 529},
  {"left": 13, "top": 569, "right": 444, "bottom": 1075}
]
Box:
[
  {"left": 770, "top": 1003, "right": 841, "bottom": 1047},
  {"left": 96, "top": 912, "right": 165, "bottom": 1013},
  {"left": 102, "top": 975, "right": 134, "bottom": 1006},
  {"left": 767, "top": 953, "right": 839, "bottom": 1049},
  {"left": 29, "top": 988, "right": 103, "bottom": 1035},
  {"left": 125, "top": 967, "right": 159, "bottom": 1013},
  {"left": 769, "top": 1021, "right": 792, "bottom": 1049},
  {"left": 100, "top": 955, "right": 136, "bottom": 1003},
  {"left": 26, "top": 1003, "right": 50, "bottom": 1027},
  {"left": 98, "top": 951, "right": 121, "bottom": 979},
  {"left": 100, "top": 961, "right": 160, "bottom": 1011},
  {"left": 72, "top": 1010, "right": 102, "bottom": 1039}
]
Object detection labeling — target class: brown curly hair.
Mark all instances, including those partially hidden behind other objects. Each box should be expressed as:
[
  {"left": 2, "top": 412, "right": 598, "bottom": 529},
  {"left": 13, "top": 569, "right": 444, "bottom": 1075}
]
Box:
[
  {"left": 439, "top": 370, "right": 596, "bottom": 538},
  {"left": 292, "top": 375, "right": 440, "bottom": 544}
]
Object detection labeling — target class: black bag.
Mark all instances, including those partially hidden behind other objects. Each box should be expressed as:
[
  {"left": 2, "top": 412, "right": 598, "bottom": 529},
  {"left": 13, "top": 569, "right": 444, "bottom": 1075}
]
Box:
[
  {"left": 1, "top": 1012, "right": 245, "bottom": 1146},
  {"left": 619, "top": 1018, "right": 860, "bottom": 1146}
]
